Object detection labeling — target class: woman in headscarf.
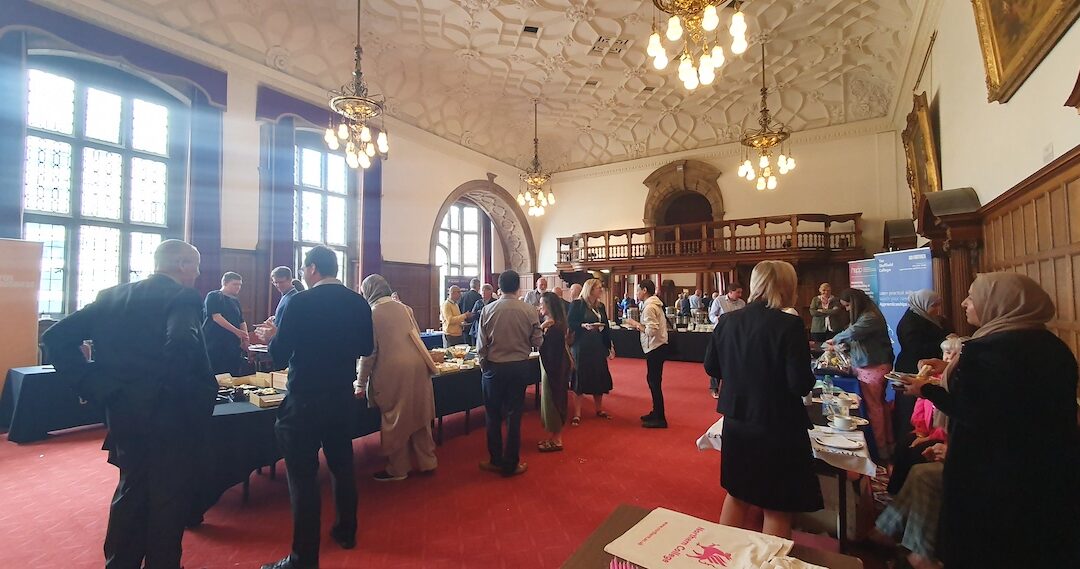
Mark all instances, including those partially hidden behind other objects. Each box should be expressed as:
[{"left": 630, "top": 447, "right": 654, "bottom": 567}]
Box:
[
  {"left": 902, "top": 273, "right": 1079, "bottom": 568},
  {"left": 892, "top": 290, "right": 952, "bottom": 466},
  {"left": 829, "top": 288, "right": 895, "bottom": 459},
  {"left": 357, "top": 274, "right": 439, "bottom": 482}
]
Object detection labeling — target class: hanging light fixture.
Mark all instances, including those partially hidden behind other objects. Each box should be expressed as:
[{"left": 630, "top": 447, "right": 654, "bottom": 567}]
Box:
[
  {"left": 737, "top": 41, "right": 795, "bottom": 191},
  {"left": 517, "top": 100, "right": 554, "bottom": 217},
  {"left": 324, "top": 0, "right": 388, "bottom": 168},
  {"left": 646, "top": 0, "right": 749, "bottom": 90}
]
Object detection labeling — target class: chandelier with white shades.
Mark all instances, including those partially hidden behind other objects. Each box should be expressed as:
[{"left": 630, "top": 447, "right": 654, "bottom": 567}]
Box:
[
  {"left": 737, "top": 42, "right": 796, "bottom": 191},
  {"left": 517, "top": 100, "right": 555, "bottom": 217},
  {"left": 646, "top": 0, "right": 749, "bottom": 90},
  {"left": 323, "top": 0, "right": 388, "bottom": 169}
]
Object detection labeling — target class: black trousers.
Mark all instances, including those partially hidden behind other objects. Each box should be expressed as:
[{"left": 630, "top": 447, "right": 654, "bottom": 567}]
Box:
[
  {"left": 482, "top": 360, "right": 530, "bottom": 474},
  {"left": 275, "top": 395, "right": 357, "bottom": 567},
  {"left": 645, "top": 344, "right": 669, "bottom": 420},
  {"left": 104, "top": 425, "right": 198, "bottom": 568}
]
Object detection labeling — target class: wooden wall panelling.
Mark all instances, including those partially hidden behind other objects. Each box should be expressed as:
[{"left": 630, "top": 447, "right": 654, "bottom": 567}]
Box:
[
  {"left": 382, "top": 261, "right": 437, "bottom": 330},
  {"left": 219, "top": 249, "right": 259, "bottom": 330},
  {"left": 980, "top": 143, "right": 1080, "bottom": 361}
]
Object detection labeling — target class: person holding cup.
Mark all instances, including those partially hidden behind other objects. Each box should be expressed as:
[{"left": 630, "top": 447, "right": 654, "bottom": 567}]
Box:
[
  {"left": 900, "top": 273, "right": 1079, "bottom": 568},
  {"left": 567, "top": 278, "right": 614, "bottom": 424}
]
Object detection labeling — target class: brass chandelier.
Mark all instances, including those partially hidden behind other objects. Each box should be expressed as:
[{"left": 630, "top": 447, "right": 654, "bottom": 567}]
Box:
[
  {"left": 323, "top": 0, "right": 388, "bottom": 169},
  {"left": 646, "top": 0, "right": 749, "bottom": 90},
  {"left": 738, "top": 42, "right": 796, "bottom": 191},
  {"left": 517, "top": 100, "right": 555, "bottom": 217}
]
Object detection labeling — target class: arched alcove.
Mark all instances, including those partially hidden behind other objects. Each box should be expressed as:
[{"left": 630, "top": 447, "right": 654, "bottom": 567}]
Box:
[
  {"left": 642, "top": 159, "right": 725, "bottom": 226},
  {"left": 428, "top": 174, "right": 537, "bottom": 274}
]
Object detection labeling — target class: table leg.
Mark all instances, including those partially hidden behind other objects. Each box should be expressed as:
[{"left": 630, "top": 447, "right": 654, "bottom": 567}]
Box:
[
  {"left": 534, "top": 381, "right": 541, "bottom": 410},
  {"left": 242, "top": 476, "right": 250, "bottom": 504},
  {"left": 270, "top": 462, "right": 276, "bottom": 480},
  {"left": 836, "top": 471, "right": 847, "bottom": 551},
  {"left": 437, "top": 416, "right": 444, "bottom": 446},
  {"left": 464, "top": 409, "right": 470, "bottom": 434}
]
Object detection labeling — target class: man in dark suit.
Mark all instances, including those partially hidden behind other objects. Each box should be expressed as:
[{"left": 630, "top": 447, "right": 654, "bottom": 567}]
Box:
[
  {"left": 42, "top": 239, "right": 215, "bottom": 569},
  {"left": 257, "top": 246, "right": 374, "bottom": 569},
  {"left": 459, "top": 278, "right": 483, "bottom": 345}
]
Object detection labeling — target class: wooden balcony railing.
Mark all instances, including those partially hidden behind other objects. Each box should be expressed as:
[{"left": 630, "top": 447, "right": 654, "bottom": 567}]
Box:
[{"left": 556, "top": 213, "right": 863, "bottom": 265}]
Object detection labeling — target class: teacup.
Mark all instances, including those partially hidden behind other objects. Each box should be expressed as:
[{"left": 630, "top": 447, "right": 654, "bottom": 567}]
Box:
[{"left": 830, "top": 416, "right": 855, "bottom": 430}]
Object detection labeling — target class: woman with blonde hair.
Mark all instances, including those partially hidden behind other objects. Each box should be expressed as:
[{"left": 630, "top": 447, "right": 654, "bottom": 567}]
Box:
[
  {"left": 704, "top": 261, "right": 821, "bottom": 538},
  {"left": 567, "top": 278, "right": 614, "bottom": 425}
]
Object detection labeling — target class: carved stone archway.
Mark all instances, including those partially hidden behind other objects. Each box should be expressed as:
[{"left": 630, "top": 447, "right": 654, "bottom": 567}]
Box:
[
  {"left": 429, "top": 173, "right": 537, "bottom": 274},
  {"left": 642, "top": 159, "right": 725, "bottom": 225}
]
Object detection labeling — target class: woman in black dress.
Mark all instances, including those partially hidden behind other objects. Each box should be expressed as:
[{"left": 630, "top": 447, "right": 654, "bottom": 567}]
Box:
[
  {"left": 704, "top": 261, "right": 821, "bottom": 538},
  {"left": 902, "top": 273, "right": 1079, "bottom": 568},
  {"left": 202, "top": 272, "right": 248, "bottom": 375},
  {"left": 567, "top": 278, "right": 614, "bottom": 425}
]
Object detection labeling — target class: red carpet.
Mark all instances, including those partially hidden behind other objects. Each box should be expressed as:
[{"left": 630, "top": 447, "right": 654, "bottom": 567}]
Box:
[{"left": 0, "top": 358, "right": 870, "bottom": 568}]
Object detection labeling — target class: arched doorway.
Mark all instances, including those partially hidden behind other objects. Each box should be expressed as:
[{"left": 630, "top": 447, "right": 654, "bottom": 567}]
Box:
[{"left": 642, "top": 159, "right": 725, "bottom": 225}]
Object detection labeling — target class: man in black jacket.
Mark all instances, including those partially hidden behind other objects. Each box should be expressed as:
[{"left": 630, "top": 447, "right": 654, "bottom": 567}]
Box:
[
  {"left": 42, "top": 239, "right": 215, "bottom": 569},
  {"left": 459, "top": 278, "right": 483, "bottom": 345},
  {"left": 258, "top": 246, "right": 374, "bottom": 569}
]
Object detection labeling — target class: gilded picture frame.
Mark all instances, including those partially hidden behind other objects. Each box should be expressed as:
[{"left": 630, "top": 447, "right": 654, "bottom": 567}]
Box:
[
  {"left": 901, "top": 92, "right": 941, "bottom": 218},
  {"left": 972, "top": 0, "right": 1080, "bottom": 103}
]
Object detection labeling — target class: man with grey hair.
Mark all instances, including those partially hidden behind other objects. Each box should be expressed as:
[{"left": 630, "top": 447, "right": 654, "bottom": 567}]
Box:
[
  {"left": 522, "top": 276, "right": 548, "bottom": 308},
  {"left": 467, "top": 283, "right": 496, "bottom": 345},
  {"left": 42, "top": 239, "right": 215, "bottom": 569},
  {"left": 459, "top": 278, "right": 483, "bottom": 345},
  {"left": 441, "top": 285, "right": 471, "bottom": 347}
]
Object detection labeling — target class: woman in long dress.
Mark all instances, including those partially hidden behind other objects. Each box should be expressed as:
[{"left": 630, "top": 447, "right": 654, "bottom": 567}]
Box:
[
  {"left": 357, "top": 274, "right": 439, "bottom": 482},
  {"left": 537, "top": 291, "right": 572, "bottom": 452},
  {"left": 704, "top": 261, "right": 821, "bottom": 538},
  {"left": 567, "top": 278, "right": 614, "bottom": 425},
  {"left": 902, "top": 273, "right": 1079, "bottom": 568}
]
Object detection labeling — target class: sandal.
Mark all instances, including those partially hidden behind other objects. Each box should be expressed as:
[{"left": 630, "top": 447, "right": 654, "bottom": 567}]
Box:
[
  {"left": 570, "top": 416, "right": 581, "bottom": 426},
  {"left": 537, "top": 440, "right": 564, "bottom": 453},
  {"left": 596, "top": 411, "right": 612, "bottom": 419}
]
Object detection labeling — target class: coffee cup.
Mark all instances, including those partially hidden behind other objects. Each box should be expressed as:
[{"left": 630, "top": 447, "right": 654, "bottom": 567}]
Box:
[{"left": 830, "top": 416, "right": 854, "bottom": 430}]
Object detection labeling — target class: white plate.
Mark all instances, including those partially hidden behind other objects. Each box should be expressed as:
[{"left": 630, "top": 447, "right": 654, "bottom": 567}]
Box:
[{"left": 812, "top": 434, "right": 864, "bottom": 450}]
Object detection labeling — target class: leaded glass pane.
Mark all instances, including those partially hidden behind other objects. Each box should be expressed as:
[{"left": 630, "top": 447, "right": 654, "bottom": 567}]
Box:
[
  {"left": 77, "top": 225, "right": 120, "bottom": 309},
  {"left": 129, "top": 232, "right": 161, "bottom": 282},
  {"left": 450, "top": 205, "right": 461, "bottom": 230},
  {"left": 26, "top": 70, "right": 74, "bottom": 135},
  {"left": 439, "top": 230, "right": 449, "bottom": 248},
  {"left": 300, "top": 191, "right": 323, "bottom": 242},
  {"left": 326, "top": 196, "right": 346, "bottom": 246},
  {"left": 326, "top": 154, "right": 347, "bottom": 194},
  {"left": 298, "top": 246, "right": 313, "bottom": 272},
  {"left": 441, "top": 212, "right": 451, "bottom": 229},
  {"left": 23, "top": 136, "right": 72, "bottom": 214},
  {"left": 23, "top": 222, "right": 66, "bottom": 315},
  {"left": 334, "top": 250, "right": 346, "bottom": 278},
  {"left": 464, "top": 234, "right": 479, "bottom": 265},
  {"left": 301, "top": 148, "right": 322, "bottom": 188},
  {"left": 132, "top": 99, "right": 169, "bottom": 155},
  {"left": 464, "top": 206, "right": 479, "bottom": 232},
  {"left": 450, "top": 232, "right": 461, "bottom": 265},
  {"left": 293, "top": 147, "right": 301, "bottom": 186},
  {"left": 464, "top": 266, "right": 478, "bottom": 278},
  {"left": 293, "top": 190, "right": 301, "bottom": 241},
  {"left": 85, "top": 88, "right": 121, "bottom": 143},
  {"left": 130, "top": 157, "right": 168, "bottom": 225},
  {"left": 81, "top": 148, "right": 122, "bottom": 220}
]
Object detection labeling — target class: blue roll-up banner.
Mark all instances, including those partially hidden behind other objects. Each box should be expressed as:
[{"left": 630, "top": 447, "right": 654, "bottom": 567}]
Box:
[
  {"left": 874, "top": 247, "right": 934, "bottom": 358},
  {"left": 847, "top": 259, "right": 879, "bottom": 302}
]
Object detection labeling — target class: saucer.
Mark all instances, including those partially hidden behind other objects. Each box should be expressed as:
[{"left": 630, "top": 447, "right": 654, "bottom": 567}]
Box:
[{"left": 812, "top": 434, "right": 864, "bottom": 450}]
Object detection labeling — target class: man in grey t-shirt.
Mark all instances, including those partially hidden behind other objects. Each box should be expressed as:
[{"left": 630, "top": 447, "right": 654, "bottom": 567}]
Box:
[{"left": 476, "top": 270, "right": 543, "bottom": 477}]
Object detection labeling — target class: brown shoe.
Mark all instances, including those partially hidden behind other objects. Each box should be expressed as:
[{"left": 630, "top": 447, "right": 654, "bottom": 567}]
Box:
[
  {"left": 501, "top": 462, "right": 528, "bottom": 477},
  {"left": 478, "top": 460, "right": 501, "bottom": 473}
]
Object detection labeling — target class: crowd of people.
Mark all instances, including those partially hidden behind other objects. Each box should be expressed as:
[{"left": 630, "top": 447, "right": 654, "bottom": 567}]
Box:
[{"left": 39, "top": 237, "right": 1079, "bottom": 569}]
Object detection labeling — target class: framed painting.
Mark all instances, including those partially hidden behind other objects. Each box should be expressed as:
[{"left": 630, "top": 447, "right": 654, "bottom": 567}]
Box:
[
  {"left": 972, "top": 0, "right": 1080, "bottom": 103},
  {"left": 902, "top": 92, "right": 941, "bottom": 218}
]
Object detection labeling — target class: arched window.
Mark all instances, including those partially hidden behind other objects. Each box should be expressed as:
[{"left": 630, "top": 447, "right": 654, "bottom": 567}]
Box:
[
  {"left": 21, "top": 57, "right": 187, "bottom": 316},
  {"left": 293, "top": 130, "right": 355, "bottom": 284},
  {"left": 435, "top": 200, "right": 486, "bottom": 294}
]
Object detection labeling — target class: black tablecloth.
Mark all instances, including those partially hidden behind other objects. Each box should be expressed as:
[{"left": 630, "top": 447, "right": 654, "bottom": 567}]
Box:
[
  {"left": 0, "top": 366, "right": 104, "bottom": 443},
  {"left": 420, "top": 332, "right": 444, "bottom": 349},
  {"left": 609, "top": 328, "right": 710, "bottom": 363}
]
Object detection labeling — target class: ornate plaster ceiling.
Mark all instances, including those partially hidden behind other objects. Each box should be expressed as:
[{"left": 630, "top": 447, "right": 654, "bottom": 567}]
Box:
[{"left": 94, "top": 0, "right": 925, "bottom": 171}]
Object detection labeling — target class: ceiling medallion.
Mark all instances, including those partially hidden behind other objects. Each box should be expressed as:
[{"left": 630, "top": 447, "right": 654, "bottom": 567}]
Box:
[
  {"left": 738, "top": 42, "right": 796, "bottom": 191},
  {"left": 323, "top": 0, "right": 388, "bottom": 169},
  {"left": 646, "top": 0, "right": 749, "bottom": 90},
  {"left": 517, "top": 100, "right": 555, "bottom": 217}
]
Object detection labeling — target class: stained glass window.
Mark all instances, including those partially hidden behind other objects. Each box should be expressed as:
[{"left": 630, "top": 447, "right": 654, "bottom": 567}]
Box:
[
  {"left": 293, "top": 132, "right": 354, "bottom": 284},
  {"left": 22, "top": 63, "right": 179, "bottom": 316}
]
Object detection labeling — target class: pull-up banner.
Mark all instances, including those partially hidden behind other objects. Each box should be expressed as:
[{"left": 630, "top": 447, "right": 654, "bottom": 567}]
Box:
[
  {"left": 847, "top": 259, "right": 879, "bottom": 302},
  {"left": 874, "top": 247, "right": 934, "bottom": 358}
]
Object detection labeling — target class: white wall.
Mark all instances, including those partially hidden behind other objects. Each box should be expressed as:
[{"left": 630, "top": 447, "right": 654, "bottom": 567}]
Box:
[
  {"left": 911, "top": 0, "right": 1080, "bottom": 205},
  {"left": 532, "top": 122, "right": 904, "bottom": 271}
]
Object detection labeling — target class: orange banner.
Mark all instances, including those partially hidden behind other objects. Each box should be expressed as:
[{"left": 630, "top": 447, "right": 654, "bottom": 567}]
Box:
[{"left": 0, "top": 239, "right": 43, "bottom": 400}]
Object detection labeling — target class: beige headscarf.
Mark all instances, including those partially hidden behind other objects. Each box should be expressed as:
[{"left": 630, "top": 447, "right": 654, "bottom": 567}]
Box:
[{"left": 969, "top": 272, "right": 1055, "bottom": 339}]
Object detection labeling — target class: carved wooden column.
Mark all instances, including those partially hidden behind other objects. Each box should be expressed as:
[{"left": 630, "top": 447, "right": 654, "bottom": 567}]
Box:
[{"left": 917, "top": 189, "right": 983, "bottom": 337}]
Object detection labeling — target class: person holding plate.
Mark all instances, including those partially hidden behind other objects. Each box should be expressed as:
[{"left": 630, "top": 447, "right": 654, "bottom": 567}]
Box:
[
  {"left": 900, "top": 273, "right": 1079, "bottom": 568},
  {"left": 567, "top": 278, "right": 614, "bottom": 424}
]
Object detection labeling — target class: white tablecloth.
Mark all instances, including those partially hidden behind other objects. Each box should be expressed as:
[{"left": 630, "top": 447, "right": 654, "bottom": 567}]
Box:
[{"left": 696, "top": 417, "right": 877, "bottom": 477}]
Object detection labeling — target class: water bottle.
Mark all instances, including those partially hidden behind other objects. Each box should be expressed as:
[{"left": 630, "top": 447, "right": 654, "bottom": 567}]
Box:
[{"left": 822, "top": 375, "right": 835, "bottom": 418}]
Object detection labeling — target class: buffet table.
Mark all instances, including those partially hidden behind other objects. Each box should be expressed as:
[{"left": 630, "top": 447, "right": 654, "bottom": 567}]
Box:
[
  {"left": 0, "top": 366, "right": 104, "bottom": 443},
  {"left": 609, "top": 327, "right": 711, "bottom": 363}
]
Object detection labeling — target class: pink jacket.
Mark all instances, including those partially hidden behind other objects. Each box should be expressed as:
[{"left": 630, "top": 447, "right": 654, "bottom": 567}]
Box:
[{"left": 911, "top": 398, "right": 947, "bottom": 441}]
